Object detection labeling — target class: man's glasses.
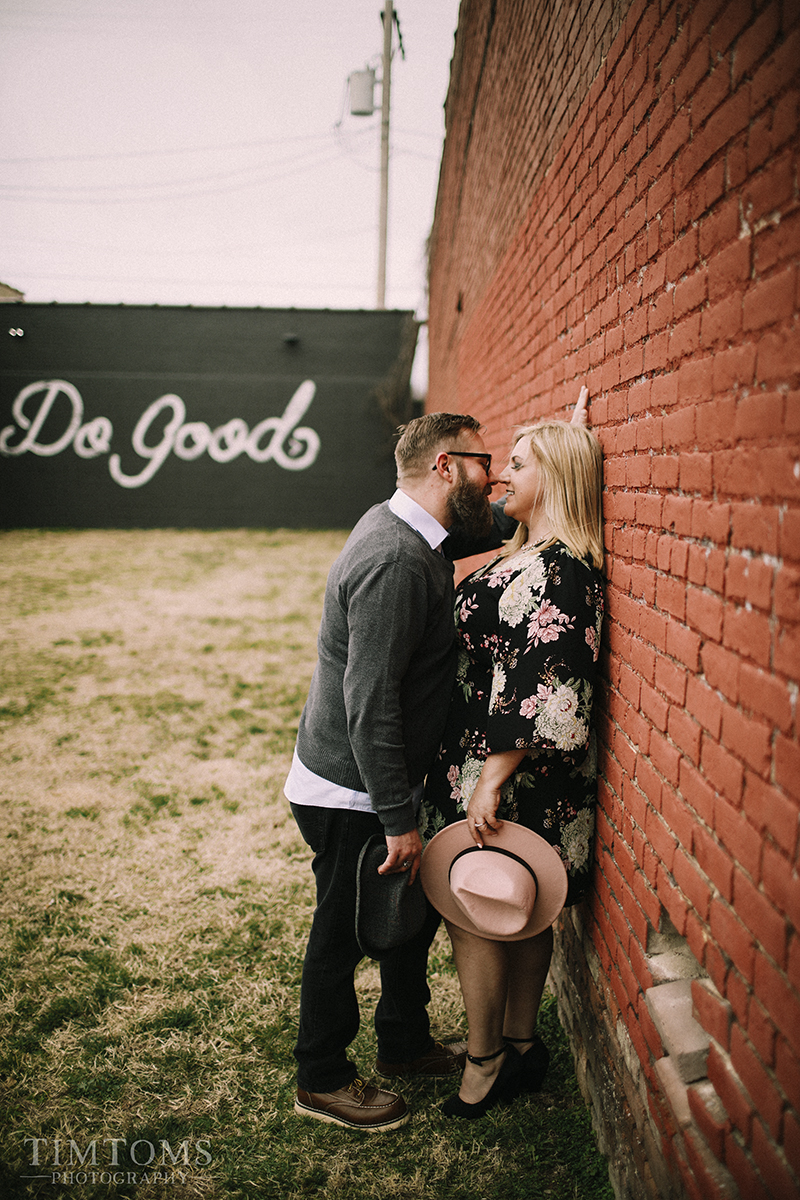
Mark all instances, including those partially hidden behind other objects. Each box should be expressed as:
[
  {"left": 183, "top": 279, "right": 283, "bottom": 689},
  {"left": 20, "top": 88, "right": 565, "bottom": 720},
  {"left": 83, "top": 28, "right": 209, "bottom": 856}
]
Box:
[{"left": 434, "top": 451, "right": 492, "bottom": 477}]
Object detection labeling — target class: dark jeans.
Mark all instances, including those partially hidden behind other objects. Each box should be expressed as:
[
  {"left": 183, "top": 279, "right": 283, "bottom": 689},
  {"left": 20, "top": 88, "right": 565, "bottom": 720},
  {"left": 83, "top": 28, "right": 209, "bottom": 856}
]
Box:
[{"left": 290, "top": 803, "right": 441, "bottom": 1093}]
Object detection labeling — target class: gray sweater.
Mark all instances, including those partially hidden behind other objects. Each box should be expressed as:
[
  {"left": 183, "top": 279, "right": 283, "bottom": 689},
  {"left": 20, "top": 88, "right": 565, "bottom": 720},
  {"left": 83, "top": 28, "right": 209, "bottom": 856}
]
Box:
[{"left": 295, "top": 501, "right": 457, "bottom": 836}]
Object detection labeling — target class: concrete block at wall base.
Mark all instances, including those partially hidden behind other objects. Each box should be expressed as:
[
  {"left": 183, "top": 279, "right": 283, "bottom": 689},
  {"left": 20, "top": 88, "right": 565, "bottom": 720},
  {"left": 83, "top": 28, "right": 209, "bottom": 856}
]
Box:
[
  {"left": 649, "top": 947, "right": 706, "bottom": 985},
  {"left": 656, "top": 1055, "right": 693, "bottom": 1130},
  {"left": 646, "top": 979, "right": 710, "bottom": 1083}
]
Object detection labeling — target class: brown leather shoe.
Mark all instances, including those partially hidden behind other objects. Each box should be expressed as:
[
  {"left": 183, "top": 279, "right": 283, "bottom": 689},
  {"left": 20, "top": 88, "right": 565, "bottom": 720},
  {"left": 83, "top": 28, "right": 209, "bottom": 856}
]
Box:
[
  {"left": 375, "top": 1039, "right": 468, "bottom": 1077},
  {"left": 294, "top": 1077, "right": 409, "bottom": 1131}
]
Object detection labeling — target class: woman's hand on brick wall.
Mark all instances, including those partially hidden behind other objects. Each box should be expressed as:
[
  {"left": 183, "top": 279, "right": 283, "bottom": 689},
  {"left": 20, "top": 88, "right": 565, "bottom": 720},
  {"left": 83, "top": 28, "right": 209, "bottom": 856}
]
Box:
[{"left": 571, "top": 385, "right": 590, "bottom": 426}]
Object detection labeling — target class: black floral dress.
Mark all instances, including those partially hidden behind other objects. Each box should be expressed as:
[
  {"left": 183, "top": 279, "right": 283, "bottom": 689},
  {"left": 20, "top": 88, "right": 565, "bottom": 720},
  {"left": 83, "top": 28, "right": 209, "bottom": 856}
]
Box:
[{"left": 422, "top": 540, "right": 604, "bottom": 905}]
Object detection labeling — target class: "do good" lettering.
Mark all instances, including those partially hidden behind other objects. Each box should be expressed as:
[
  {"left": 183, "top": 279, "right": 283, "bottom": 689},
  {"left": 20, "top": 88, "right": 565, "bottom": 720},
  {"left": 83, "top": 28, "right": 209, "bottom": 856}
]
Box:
[{"left": 0, "top": 380, "right": 321, "bottom": 489}]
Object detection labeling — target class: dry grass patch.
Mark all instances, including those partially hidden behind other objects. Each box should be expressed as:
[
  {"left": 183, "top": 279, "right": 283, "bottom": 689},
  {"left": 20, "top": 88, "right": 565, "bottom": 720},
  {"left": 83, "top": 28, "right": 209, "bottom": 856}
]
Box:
[{"left": 0, "top": 529, "right": 612, "bottom": 1200}]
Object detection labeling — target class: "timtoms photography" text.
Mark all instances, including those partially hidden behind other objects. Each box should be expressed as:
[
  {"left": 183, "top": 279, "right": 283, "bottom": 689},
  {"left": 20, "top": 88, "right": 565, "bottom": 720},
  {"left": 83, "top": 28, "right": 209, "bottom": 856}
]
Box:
[{"left": 23, "top": 1136, "right": 212, "bottom": 1186}]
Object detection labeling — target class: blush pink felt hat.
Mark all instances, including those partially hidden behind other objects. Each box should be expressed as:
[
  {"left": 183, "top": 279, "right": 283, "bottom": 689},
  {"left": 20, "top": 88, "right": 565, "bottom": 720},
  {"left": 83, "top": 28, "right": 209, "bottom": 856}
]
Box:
[{"left": 420, "top": 820, "right": 568, "bottom": 940}]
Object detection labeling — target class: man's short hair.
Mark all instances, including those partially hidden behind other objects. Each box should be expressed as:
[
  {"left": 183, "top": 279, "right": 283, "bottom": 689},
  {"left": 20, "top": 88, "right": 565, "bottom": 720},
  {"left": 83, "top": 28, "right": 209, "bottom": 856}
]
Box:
[{"left": 394, "top": 412, "right": 482, "bottom": 478}]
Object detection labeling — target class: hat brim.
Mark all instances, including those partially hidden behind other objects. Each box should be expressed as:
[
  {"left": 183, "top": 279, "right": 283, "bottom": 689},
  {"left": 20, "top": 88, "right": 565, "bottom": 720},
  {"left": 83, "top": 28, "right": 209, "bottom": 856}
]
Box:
[{"left": 420, "top": 820, "right": 568, "bottom": 940}]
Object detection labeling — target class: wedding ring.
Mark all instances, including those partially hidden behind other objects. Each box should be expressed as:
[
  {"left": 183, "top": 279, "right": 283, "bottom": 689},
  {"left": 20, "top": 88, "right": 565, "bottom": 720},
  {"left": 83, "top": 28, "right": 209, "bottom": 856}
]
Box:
[
  {"left": 402, "top": 859, "right": 411, "bottom": 867},
  {"left": 474, "top": 821, "right": 485, "bottom": 828}
]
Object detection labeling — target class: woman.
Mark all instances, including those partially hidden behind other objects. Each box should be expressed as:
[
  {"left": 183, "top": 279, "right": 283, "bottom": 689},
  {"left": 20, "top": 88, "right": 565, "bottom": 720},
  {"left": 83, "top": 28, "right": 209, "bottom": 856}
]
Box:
[{"left": 421, "top": 416, "right": 604, "bottom": 1118}]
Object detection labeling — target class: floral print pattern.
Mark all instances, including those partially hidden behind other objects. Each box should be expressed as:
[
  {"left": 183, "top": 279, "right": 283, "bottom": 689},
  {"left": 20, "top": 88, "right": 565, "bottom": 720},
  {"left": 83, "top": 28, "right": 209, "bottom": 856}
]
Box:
[{"left": 422, "top": 541, "right": 604, "bottom": 904}]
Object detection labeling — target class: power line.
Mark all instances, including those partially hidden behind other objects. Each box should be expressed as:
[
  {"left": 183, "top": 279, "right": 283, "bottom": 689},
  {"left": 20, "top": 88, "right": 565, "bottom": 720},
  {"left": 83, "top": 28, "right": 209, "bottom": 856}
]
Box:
[
  {"left": 0, "top": 126, "right": 436, "bottom": 167},
  {"left": 0, "top": 149, "right": 372, "bottom": 205},
  {"left": 2, "top": 223, "right": 375, "bottom": 255},
  {"left": 0, "top": 129, "right": 354, "bottom": 166},
  {"left": 0, "top": 134, "right": 376, "bottom": 195},
  {"left": 0, "top": 139, "right": 436, "bottom": 205},
  {"left": 6, "top": 269, "right": 390, "bottom": 297}
]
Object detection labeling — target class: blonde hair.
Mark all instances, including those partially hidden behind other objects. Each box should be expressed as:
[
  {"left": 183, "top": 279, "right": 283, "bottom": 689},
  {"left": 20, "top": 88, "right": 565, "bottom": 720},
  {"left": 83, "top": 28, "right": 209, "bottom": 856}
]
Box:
[{"left": 500, "top": 420, "right": 604, "bottom": 569}]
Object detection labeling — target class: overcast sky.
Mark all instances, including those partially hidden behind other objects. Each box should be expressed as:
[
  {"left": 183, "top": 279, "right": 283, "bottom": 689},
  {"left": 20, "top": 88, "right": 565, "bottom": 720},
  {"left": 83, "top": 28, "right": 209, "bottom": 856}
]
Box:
[{"left": 1, "top": 0, "right": 461, "bottom": 346}]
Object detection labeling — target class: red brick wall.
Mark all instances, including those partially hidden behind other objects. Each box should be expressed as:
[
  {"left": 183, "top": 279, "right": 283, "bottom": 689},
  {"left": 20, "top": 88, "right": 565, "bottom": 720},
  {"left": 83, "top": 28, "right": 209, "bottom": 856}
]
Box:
[{"left": 428, "top": 2, "right": 800, "bottom": 1197}]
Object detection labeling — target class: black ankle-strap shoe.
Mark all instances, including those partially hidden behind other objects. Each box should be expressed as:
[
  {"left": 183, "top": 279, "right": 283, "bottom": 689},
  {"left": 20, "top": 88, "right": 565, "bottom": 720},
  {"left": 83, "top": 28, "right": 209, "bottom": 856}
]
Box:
[
  {"left": 504, "top": 1033, "right": 550, "bottom": 1093},
  {"left": 441, "top": 1047, "right": 522, "bottom": 1119}
]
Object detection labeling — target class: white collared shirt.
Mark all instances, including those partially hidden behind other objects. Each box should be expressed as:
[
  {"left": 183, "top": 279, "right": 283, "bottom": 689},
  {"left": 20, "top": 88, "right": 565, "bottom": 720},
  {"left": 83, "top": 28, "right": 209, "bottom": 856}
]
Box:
[
  {"left": 388, "top": 488, "right": 449, "bottom": 553},
  {"left": 284, "top": 491, "right": 446, "bottom": 812}
]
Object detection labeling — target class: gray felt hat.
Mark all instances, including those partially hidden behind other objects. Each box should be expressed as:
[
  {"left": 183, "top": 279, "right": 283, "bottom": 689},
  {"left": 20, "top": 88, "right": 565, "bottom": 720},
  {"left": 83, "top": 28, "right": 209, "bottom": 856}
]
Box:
[{"left": 355, "top": 834, "right": 428, "bottom": 960}]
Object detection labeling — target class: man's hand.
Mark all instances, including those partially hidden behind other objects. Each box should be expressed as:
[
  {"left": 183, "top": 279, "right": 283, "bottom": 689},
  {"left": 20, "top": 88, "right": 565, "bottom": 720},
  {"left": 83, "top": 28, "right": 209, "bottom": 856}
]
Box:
[
  {"left": 571, "top": 385, "right": 590, "bottom": 426},
  {"left": 379, "top": 829, "right": 423, "bottom": 885}
]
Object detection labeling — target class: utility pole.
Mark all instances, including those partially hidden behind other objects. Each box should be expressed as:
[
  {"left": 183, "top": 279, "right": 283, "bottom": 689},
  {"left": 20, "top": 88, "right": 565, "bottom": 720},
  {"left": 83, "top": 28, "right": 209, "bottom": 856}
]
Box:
[
  {"left": 376, "top": 0, "right": 393, "bottom": 310},
  {"left": 347, "top": 5, "right": 400, "bottom": 309}
]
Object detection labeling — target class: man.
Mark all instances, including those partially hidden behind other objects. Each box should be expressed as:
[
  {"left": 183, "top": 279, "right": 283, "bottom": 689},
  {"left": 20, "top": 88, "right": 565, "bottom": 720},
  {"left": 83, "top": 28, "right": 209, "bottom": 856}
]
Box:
[{"left": 284, "top": 411, "right": 500, "bottom": 1132}]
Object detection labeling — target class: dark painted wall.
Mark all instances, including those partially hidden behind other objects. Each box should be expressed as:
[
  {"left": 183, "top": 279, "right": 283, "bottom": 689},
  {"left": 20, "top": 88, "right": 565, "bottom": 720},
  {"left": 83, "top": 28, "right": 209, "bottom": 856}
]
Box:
[{"left": 0, "top": 305, "right": 416, "bottom": 529}]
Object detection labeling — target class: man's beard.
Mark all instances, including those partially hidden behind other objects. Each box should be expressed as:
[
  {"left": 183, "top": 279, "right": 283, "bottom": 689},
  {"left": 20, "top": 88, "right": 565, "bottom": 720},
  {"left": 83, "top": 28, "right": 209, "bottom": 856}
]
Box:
[{"left": 445, "top": 467, "right": 494, "bottom": 539}]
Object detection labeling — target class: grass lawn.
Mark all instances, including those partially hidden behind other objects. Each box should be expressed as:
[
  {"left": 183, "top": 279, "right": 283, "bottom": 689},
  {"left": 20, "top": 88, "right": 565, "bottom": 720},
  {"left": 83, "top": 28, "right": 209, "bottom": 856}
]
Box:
[{"left": 0, "top": 529, "right": 613, "bottom": 1200}]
